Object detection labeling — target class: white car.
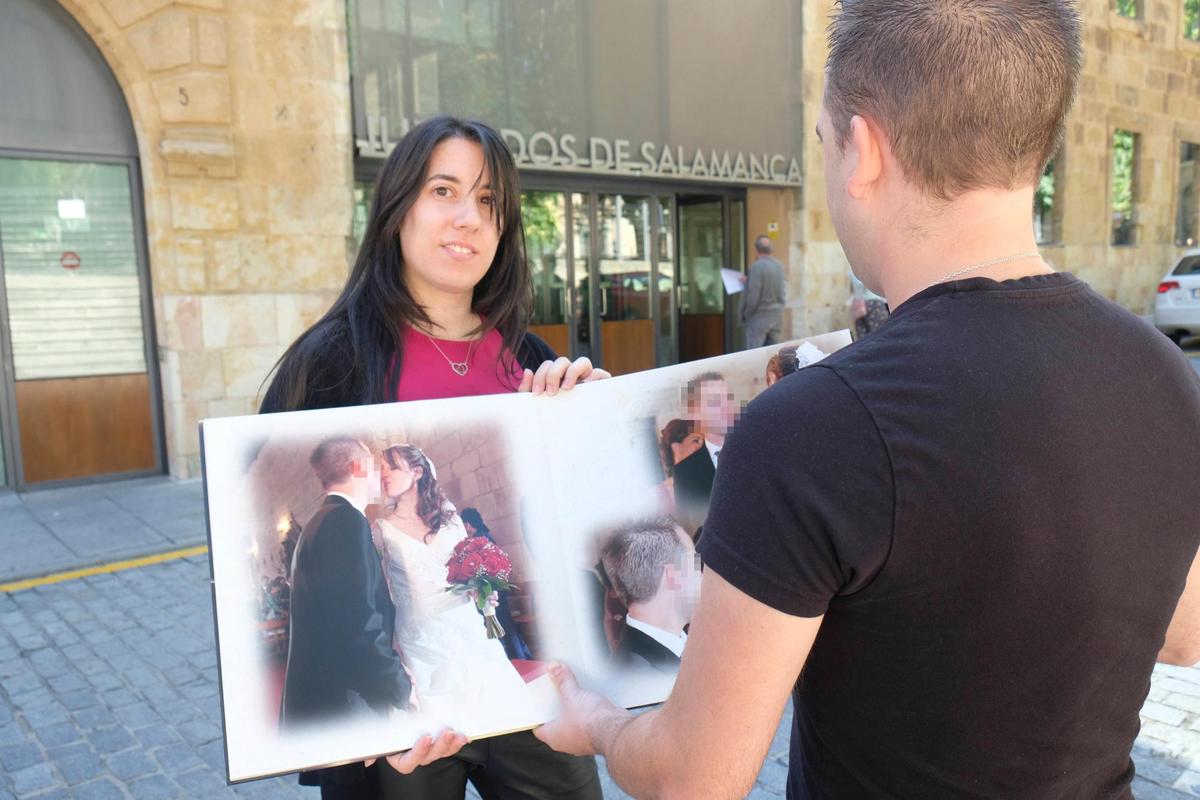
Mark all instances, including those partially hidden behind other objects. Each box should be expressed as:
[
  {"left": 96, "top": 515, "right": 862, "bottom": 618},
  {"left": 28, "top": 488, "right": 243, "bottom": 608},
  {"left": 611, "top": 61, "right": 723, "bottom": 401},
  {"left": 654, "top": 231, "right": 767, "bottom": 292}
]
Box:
[{"left": 1154, "top": 250, "right": 1200, "bottom": 346}]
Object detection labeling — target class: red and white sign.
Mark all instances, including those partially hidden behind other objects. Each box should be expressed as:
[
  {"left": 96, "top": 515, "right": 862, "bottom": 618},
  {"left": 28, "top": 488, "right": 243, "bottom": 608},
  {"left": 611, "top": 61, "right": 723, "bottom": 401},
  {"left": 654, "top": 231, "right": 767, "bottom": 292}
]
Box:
[{"left": 60, "top": 251, "right": 81, "bottom": 271}]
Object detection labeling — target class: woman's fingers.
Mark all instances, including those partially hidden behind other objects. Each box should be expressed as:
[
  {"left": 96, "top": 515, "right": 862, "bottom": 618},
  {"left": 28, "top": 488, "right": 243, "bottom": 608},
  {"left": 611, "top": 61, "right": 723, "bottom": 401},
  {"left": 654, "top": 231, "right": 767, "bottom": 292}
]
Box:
[
  {"left": 532, "top": 357, "right": 572, "bottom": 395},
  {"left": 524, "top": 358, "right": 610, "bottom": 395},
  {"left": 384, "top": 729, "right": 469, "bottom": 775},
  {"left": 582, "top": 367, "right": 611, "bottom": 383},
  {"left": 560, "top": 357, "right": 593, "bottom": 390},
  {"left": 530, "top": 359, "right": 555, "bottom": 395}
]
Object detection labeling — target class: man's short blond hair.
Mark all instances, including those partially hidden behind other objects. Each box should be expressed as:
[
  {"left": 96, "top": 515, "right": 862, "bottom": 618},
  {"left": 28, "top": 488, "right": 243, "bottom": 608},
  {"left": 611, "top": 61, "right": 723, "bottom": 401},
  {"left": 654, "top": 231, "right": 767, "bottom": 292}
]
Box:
[{"left": 825, "top": 0, "right": 1082, "bottom": 200}]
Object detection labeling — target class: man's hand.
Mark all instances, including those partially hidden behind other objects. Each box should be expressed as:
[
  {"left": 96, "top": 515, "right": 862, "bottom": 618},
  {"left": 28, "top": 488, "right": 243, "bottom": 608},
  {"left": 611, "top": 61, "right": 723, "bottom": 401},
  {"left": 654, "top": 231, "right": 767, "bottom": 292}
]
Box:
[
  {"left": 518, "top": 357, "right": 612, "bottom": 395},
  {"left": 364, "top": 729, "right": 469, "bottom": 774},
  {"left": 533, "top": 662, "right": 631, "bottom": 757}
]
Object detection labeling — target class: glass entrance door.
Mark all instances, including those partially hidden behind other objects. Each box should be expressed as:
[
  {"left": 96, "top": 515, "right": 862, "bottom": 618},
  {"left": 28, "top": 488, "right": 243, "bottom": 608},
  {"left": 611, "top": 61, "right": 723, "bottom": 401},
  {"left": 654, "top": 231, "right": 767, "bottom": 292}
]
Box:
[
  {"left": 522, "top": 189, "right": 669, "bottom": 376},
  {"left": 0, "top": 156, "right": 159, "bottom": 485},
  {"left": 520, "top": 185, "right": 741, "bottom": 375},
  {"left": 677, "top": 197, "right": 726, "bottom": 363},
  {"left": 521, "top": 190, "right": 570, "bottom": 357},
  {"left": 595, "top": 194, "right": 655, "bottom": 376}
]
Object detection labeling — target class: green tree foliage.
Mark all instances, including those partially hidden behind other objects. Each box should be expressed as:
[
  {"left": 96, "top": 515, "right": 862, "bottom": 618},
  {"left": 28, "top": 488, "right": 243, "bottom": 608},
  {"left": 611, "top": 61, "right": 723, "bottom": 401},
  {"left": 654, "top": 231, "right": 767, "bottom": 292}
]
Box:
[
  {"left": 521, "top": 191, "right": 562, "bottom": 257},
  {"left": 1034, "top": 161, "right": 1057, "bottom": 243},
  {"left": 1111, "top": 130, "right": 1137, "bottom": 245},
  {"left": 1186, "top": 0, "right": 1200, "bottom": 40},
  {"left": 520, "top": 191, "right": 566, "bottom": 324},
  {"left": 1115, "top": 0, "right": 1139, "bottom": 18}
]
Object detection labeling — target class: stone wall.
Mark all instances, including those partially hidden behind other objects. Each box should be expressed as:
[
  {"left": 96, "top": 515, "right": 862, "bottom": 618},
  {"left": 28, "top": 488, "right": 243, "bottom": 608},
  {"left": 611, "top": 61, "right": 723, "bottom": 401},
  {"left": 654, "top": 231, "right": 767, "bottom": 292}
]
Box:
[
  {"left": 794, "top": 0, "right": 1200, "bottom": 337},
  {"left": 58, "top": 0, "right": 353, "bottom": 478}
]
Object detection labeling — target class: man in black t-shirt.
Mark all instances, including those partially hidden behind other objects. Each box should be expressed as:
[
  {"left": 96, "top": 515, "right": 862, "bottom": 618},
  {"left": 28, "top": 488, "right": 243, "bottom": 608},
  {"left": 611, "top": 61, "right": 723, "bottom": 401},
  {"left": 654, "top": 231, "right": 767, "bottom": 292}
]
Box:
[{"left": 533, "top": 2, "right": 1200, "bottom": 798}]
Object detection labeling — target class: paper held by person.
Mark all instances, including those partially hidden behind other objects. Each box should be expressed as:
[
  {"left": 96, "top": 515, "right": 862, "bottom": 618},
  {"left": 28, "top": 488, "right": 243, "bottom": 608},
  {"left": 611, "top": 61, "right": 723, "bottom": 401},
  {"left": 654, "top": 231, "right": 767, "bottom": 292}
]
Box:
[{"left": 720, "top": 267, "right": 746, "bottom": 295}]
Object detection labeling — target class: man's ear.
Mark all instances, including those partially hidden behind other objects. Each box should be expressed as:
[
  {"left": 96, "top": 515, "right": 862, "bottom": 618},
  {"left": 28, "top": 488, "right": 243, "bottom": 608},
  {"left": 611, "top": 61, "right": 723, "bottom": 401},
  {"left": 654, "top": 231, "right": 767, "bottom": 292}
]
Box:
[
  {"left": 846, "top": 114, "right": 883, "bottom": 200},
  {"left": 663, "top": 564, "right": 682, "bottom": 592}
]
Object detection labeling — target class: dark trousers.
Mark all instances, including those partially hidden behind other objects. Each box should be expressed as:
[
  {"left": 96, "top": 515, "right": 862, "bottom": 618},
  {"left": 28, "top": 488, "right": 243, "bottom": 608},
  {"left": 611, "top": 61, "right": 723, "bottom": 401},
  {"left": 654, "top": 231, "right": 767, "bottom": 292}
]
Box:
[{"left": 359, "top": 731, "right": 601, "bottom": 800}]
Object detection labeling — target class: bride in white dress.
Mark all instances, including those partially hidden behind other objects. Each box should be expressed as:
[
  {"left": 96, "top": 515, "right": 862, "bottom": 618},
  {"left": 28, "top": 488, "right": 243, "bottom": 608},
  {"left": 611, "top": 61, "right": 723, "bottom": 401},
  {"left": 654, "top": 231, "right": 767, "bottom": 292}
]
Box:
[{"left": 371, "top": 443, "right": 532, "bottom": 733}]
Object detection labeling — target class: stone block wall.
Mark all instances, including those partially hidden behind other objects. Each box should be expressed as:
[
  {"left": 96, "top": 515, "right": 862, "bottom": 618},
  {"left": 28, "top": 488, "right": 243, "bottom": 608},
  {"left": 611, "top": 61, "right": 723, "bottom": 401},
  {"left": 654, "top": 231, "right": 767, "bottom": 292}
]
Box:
[
  {"left": 794, "top": 0, "right": 1200, "bottom": 336},
  {"left": 59, "top": 0, "right": 354, "bottom": 478}
]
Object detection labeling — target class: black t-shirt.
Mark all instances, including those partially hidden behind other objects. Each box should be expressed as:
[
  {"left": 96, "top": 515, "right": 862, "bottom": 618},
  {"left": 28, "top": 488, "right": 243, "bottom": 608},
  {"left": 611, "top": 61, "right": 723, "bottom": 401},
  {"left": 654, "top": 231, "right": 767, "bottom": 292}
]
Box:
[{"left": 699, "top": 273, "right": 1200, "bottom": 799}]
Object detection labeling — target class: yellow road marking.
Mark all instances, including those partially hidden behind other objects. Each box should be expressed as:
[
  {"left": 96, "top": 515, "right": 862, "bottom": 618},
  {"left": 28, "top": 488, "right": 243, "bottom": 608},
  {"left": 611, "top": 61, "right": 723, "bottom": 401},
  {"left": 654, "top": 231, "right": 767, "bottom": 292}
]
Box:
[{"left": 0, "top": 545, "right": 209, "bottom": 593}]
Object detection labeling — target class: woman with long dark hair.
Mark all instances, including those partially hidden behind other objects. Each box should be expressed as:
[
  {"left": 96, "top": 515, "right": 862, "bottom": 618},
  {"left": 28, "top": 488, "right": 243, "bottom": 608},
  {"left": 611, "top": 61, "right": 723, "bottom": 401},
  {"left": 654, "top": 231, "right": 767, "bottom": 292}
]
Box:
[{"left": 261, "top": 115, "right": 603, "bottom": 799}]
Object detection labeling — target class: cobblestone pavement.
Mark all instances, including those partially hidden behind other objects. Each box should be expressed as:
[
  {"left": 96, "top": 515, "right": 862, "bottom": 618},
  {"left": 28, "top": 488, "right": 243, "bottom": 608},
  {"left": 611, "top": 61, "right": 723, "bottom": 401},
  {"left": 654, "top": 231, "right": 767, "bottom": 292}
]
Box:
[{"left": 0, "top": 555, "right": 1199, "bottom": 798}]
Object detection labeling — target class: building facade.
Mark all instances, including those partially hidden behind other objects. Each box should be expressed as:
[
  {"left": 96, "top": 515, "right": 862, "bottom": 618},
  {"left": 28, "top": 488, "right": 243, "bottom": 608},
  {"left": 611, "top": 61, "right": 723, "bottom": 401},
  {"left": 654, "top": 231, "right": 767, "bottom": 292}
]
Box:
[{"left": 0, "top": 0, "right": 1193, "bottom": 489}]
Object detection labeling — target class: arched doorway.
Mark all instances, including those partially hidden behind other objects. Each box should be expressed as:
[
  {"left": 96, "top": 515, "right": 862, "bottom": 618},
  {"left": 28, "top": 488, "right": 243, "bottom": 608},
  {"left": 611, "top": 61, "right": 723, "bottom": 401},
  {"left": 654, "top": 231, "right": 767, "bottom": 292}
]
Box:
[{"left": 0, "top": 0, "right": 162, "bottom": 487}]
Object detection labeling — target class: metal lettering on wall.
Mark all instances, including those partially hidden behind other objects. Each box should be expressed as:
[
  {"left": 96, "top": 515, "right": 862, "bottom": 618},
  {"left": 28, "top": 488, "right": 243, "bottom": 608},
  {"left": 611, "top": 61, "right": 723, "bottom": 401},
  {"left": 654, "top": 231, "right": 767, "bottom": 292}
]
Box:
[{"left": 356, "top": 116, "right": 802, "bottom": 188}]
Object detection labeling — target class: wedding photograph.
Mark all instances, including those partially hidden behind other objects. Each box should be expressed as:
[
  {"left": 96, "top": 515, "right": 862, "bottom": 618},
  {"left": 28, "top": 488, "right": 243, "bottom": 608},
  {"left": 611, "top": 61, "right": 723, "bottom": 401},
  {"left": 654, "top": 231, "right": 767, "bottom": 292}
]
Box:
[
  {"left": 203, "top": 398, "right": 571, "bottom": 780},
  {"left": 248, "top": 422, "right": 548, "bottom": 734},
  {"left": 647, "top": 337, "right": 838, "bottom": 536},
  {"left": 589, "top": 515, "right": 700, "bottom": 675}
]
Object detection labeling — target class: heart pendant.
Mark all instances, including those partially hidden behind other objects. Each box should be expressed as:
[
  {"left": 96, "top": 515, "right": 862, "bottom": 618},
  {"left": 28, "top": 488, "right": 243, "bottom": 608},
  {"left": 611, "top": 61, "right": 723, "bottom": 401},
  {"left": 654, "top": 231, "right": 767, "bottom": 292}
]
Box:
[{"left": 451, "top": 362, "right": 468, "bottom": 376}]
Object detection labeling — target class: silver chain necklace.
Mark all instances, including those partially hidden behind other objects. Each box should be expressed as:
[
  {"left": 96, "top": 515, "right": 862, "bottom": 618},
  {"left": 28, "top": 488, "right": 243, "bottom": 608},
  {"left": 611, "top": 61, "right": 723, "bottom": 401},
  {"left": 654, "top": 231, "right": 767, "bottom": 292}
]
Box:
[
  {"left": 922, "top": 251, "right": 1042, "bottom": 292},
  {"left": 423, "top": 332, "right": 472, "bottom": 377}
]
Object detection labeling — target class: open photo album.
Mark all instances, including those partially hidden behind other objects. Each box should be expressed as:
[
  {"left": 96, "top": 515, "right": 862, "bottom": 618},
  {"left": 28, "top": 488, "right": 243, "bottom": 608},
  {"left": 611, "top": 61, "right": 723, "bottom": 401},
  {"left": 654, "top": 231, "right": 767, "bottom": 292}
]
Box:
[{"left": 200, "top": 330, "right": 851, "bottom": 782}]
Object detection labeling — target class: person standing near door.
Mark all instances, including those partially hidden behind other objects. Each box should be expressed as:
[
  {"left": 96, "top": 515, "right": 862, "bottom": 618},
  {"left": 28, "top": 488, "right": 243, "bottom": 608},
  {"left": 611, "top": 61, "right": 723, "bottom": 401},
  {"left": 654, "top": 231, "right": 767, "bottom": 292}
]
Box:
[{"left": 740, "top": 235, "right": 787, "bottom": 349}]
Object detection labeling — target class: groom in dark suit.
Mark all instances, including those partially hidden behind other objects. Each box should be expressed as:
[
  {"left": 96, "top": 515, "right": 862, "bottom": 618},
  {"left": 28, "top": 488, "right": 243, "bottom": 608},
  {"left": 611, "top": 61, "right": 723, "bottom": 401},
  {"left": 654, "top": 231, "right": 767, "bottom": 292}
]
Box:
[
  {"left": 599, "top": 517, "right": 701, "bottom": 673},
  {"left": 673, "top": 371, "right": 739, "bottom": 540},
  {"left": 281, "top": 437, "right": 411, "bottom": 729}
]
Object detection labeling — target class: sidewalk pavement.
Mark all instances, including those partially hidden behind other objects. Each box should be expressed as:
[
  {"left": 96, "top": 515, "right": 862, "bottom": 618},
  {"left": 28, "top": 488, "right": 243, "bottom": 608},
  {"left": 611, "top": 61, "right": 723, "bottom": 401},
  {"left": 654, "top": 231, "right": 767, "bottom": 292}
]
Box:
[
  {"left": 3, "top": 464, "right": 1200, "bottom": 798},
  {"left": 0, "top": 478, "right": 206, "bottom": 583}
]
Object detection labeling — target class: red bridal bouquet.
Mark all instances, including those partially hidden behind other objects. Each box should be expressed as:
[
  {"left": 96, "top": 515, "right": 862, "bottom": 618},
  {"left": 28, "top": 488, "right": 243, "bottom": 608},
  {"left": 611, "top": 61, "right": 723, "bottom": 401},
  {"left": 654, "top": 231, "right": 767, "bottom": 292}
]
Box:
[{"left": 445, "top": 536, "right": 517, "bottom": 639}]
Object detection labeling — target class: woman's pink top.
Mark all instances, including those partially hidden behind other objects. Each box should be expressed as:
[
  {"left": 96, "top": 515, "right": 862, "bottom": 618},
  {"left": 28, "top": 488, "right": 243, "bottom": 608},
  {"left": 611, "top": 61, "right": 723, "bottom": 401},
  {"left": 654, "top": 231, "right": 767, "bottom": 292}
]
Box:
[{"left": 395, "top": 326, "right": 525, "bottom": 402}]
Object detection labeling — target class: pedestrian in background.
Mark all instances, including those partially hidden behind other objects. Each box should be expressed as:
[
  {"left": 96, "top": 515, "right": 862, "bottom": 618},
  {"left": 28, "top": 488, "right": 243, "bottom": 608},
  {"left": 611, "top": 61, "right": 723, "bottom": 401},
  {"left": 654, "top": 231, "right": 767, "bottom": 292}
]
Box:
[
  {"left": 849, "top": 269, "right": 890, "bottom": 339},
  {"left": 741, "top": 235, "right": 787, "bottom": 348}
]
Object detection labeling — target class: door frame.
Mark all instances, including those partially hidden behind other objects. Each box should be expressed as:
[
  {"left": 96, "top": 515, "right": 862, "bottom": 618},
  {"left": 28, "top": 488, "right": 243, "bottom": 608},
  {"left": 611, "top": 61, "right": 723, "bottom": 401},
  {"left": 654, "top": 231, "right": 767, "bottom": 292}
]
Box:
[
  {"left": 521, "top": 172, "right": 745, "bottom": 371},
  {"left": 675, "top": 192, "right": 748, "bottom": 358},
  {"left": 0, "top": 147, "right": 166, "bottom": 490},
  {"left": 0, "top": 215, "right": 18, "bottom": 489}
]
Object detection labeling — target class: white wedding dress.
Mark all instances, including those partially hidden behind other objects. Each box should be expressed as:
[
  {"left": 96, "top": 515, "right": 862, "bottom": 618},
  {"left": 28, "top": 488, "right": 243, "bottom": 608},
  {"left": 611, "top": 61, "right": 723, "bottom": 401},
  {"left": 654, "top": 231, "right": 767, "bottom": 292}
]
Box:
[{"left": 372, "top": 515, "right": 533, "bottom": 733}]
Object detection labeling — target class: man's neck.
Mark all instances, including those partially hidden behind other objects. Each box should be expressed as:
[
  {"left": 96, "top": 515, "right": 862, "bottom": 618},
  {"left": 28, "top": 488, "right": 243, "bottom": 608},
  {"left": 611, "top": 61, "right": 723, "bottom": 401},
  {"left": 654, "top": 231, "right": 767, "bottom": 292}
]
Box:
[
  {"left": 702, "top": 431, "right": 726, "bottom": 448},
  {"left": 875, "top": 186, "right": 1051, "bottom": 309},
  {"left": 627, "top": 602, "right": 685, "bottom": 637},
  {"left": 326, "top": 486, "right": 365, "bottom": 512}
]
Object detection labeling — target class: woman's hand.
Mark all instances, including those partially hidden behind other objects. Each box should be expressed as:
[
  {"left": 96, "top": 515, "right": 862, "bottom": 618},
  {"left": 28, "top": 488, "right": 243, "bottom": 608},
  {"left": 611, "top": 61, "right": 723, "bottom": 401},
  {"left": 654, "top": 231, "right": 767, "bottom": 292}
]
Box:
[
  {"left": 519, "top": 357, "right": 612, "bottom": 396},
  {"left": 364, "top": 729, "right": 469, "bottom": 775},
  {"left": 466, "top": 588, "right": 501, "bottom": 610}
]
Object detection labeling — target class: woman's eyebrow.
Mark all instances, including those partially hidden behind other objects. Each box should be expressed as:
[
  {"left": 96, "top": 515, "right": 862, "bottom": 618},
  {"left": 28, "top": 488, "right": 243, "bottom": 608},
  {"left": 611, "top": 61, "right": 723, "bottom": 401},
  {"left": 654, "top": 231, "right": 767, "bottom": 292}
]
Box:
[{"left": 427, "top": 174, "right": 494, "bottom": 191}]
